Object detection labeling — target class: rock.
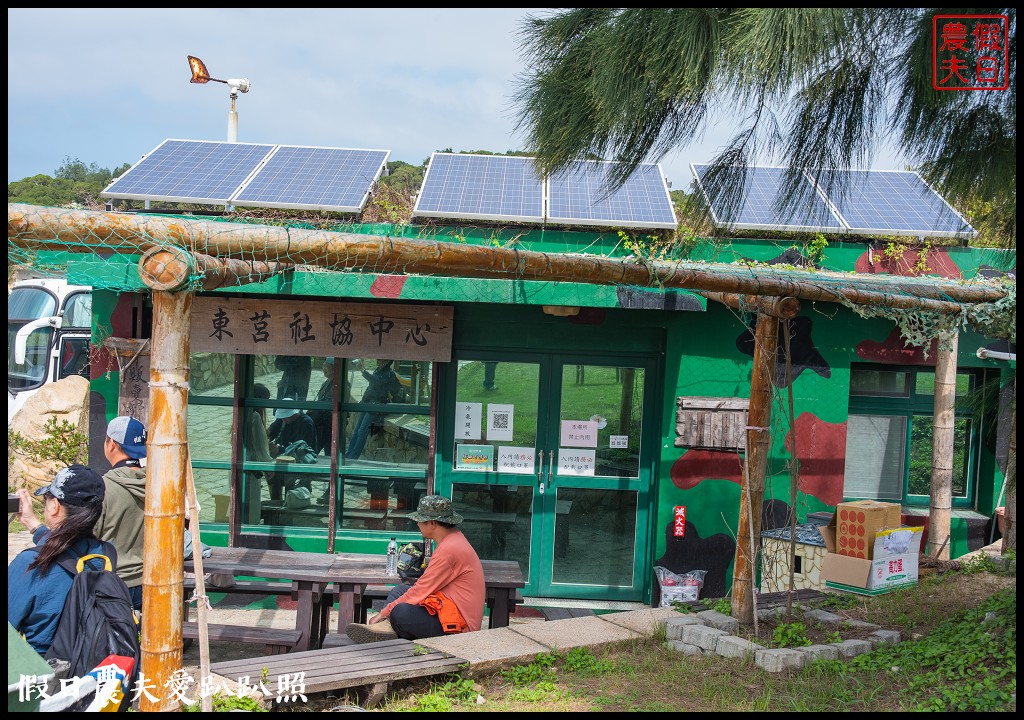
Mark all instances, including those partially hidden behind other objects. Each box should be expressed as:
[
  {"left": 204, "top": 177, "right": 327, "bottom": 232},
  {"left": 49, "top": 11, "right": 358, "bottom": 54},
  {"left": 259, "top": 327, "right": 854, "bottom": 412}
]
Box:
[{"left": 9, "top": 375, "right": 90, "bottom": 495}]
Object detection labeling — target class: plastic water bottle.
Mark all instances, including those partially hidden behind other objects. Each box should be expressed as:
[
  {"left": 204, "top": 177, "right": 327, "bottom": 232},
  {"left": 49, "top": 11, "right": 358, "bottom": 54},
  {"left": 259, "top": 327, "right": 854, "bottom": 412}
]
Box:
[{"left": 386, "top": 537, "right": 398, "bottom": 576}]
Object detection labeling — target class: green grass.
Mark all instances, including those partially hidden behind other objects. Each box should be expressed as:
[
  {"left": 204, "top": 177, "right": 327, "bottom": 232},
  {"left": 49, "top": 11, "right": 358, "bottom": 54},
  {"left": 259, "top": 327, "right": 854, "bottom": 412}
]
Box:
[{"left": 367, "top": 566, "right": 1016, "bottom": 713}]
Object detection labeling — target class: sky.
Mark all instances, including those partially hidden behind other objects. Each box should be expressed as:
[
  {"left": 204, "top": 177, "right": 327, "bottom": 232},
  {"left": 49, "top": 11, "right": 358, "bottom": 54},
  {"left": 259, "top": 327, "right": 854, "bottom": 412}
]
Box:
[{"left": 8, "top": 9, "right": 908, "bottom": 191}]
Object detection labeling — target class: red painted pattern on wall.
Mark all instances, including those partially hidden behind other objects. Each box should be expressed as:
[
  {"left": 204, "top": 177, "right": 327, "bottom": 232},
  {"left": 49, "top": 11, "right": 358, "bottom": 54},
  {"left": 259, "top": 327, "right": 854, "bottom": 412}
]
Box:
[
  {"left": 856, "top": 327, "right": 938, "bottom": 365},
  {"left": 91, "top": 293, "right": 138, "bottom": 379},
  {"left": 369, "top": 275, "right": 408, "bottom": 298},
  {"left": 854, "top": 248, "right": 962, "bottom": 279},
  {"left": 670, "top": 449, "right": 744, "bottom": 490},
  {"left": 784, "top": 413, "right": 847, "bottom": 506}
]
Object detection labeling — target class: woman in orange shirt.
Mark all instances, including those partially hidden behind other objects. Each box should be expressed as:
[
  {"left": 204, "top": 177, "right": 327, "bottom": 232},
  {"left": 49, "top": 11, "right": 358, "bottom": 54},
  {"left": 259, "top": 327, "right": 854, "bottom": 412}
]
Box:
[{"left": 346, "top": 495, "right": 485, "bottom": 643}]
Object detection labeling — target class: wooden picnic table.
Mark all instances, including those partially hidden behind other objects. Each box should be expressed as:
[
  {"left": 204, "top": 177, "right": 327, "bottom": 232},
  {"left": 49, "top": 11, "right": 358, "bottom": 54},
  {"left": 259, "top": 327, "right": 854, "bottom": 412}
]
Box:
[{"left": 186, "top": 547, "right": 525, "bottom": 651}]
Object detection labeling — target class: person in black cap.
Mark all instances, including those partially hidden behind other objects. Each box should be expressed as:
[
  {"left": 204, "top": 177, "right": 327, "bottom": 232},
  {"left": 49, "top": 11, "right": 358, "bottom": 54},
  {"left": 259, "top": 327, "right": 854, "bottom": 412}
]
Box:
[{"left": 9, "top": 465, "right": 111, "bottom": 654}]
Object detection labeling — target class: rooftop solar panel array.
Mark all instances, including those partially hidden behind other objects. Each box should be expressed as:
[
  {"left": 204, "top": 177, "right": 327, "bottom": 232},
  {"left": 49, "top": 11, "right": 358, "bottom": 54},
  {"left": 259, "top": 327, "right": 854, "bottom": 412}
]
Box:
[
  {"left": 821, "top": 170, "right": 974, "bottom": 237},
  {"left": 231, "top": 145, "right": 389, "bottom": 212},
  {"left": 691, "top": 164, "right": 844, "bottom": 233},
  {"left": 413, "top": 153, "right": 677, "bottom": 228},
  {"left": 412, "top": 153, "right": 545, "bottom": 223},
  {"left": 100, "top": 139, "right": 275, "bottom": 205},
  {"left": 102, "top": 139, "right": 388, "bottom": 213},
  {"left": 547, "top": 161, "right": 677, "bottom": 229},
  {"left": 690, "top": 164, "right": 976, "bottom": 238}
]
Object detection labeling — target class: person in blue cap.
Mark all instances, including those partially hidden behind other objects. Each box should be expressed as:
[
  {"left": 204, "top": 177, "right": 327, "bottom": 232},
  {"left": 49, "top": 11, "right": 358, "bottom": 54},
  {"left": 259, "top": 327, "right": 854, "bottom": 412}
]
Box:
[
  {"left": 10, "top": 465, "right": 110, "bottom": 654},
  {"left": 95, "top": 415, "right": 149, "bottom": 612}
]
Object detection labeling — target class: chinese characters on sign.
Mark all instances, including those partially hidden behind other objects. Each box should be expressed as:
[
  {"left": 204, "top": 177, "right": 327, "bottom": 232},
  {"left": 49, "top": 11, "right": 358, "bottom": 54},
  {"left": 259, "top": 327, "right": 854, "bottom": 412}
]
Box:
[
  {"left": 932, "top": 14, "right": 1009, "bottom": 90},
  {"left": 455, "top": 444, "right": 494, "bottom": 472},
  {"left": 190, "top": 297, "right": 453, "bottom": 361},
  {"left": 609, "top": 435, "right": 628, "bottom": 449},
  {"left": 673, "top": 506, "right": 686, "bottom": 538},
  {"left": 455, "top": 402, "right": 482, "bottom": 440},
  {"left": 557, "top": 448, "right": 596, "bottom": 476},
  {"left": 497, "top": 446, "right": 536, "bottom": 474},
  {"left": 559, "top": 420, "right": 598, "bottom": 448}
]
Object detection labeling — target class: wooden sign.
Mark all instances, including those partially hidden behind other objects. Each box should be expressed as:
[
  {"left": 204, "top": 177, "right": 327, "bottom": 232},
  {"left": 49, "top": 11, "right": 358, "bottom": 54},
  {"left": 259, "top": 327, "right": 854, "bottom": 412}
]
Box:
[
  {"left": 190, "top": 297, "right": 453, "bottom": 361},
  {"left": 674, "top": 396, "right": 749, "bottom": 451}
]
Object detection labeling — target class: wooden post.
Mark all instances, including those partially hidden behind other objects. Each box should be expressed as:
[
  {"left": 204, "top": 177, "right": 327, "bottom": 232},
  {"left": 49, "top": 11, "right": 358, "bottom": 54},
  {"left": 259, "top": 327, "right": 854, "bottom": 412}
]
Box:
[
  {"left": 137, "top": 248, "right": 195, "bottom": 711},
  {"left": 929, "top": 329, "right": 958, "bottom": 560},
  {"left": 732, "top": 313, "right": 779, "bottom": 624}
]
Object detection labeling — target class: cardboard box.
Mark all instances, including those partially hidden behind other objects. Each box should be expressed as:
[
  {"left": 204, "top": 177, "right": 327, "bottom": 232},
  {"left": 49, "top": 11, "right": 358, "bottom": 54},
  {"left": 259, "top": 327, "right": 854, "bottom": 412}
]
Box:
[
  {"left": 827, "top": 500, "right": 902, "bottom": 559},
  {"left": 821, "top": 525, "right": 922, "bottom": 595},
  {"left": 823, "top": 551, "right": 919, "bottom": 595}
]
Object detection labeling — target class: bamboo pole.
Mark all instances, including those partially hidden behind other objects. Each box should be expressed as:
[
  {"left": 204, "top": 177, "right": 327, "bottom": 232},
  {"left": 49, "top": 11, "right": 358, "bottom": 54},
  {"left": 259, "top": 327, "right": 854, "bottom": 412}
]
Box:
[
  {"left": 732, "top": 313, "right": 779, "bottom": 624},
  {"left": 7, "top": 204, "right": 1007, "bottom": 312},
  {"left": 138, "top": 287, "right": 192, "bottom": 712},
  {"left": 701, "top": 292, "right": 801, "bottom": 319},
  {"left": 184, "top": 458, "right": 213, "bottom": 713},
  {"left": 929, "top": 329, "right": 958, "bottom": 560}
]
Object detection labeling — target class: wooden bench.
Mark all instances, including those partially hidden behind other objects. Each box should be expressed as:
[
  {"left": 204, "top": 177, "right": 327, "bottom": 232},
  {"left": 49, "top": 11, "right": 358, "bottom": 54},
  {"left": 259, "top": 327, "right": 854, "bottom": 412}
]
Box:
[
  {"left": 182, "top": 622, "right": 302, "bottom": 655},
  {"left": 352, "top": 584, "right": 525, "bottom": 625},
  {"left": 209, "top": 639, "right": 468, "bottom": 708}
]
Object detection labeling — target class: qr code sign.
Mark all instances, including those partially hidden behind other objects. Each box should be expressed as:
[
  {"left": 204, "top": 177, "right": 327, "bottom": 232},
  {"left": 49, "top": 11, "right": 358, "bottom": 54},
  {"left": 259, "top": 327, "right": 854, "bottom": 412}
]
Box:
[{"left": 492, "top": 412, "right": 509, "bottom": 430}]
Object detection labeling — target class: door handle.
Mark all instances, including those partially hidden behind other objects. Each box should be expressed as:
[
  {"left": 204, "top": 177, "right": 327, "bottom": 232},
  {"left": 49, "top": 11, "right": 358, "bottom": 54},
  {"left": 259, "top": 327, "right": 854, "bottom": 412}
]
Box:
[
  {"left": 548, "top": 450, "right": 555, "bottom": 487},
  {"left": 537, "top": 449, "right": 545, "bottom": 495}
]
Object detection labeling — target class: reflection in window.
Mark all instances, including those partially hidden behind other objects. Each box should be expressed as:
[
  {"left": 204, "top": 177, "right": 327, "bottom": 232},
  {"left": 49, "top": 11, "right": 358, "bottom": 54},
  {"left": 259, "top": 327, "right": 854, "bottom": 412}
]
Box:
[
  {"left": 909, "top": 417, "right": 969, "bottom": 497},
  {"left": 452, "top": 361, "right": 539, "bottom": 470},
  {"left": 452, "top": 484, "right": 534, "bottom": 580},
  {"left": 560, "top": 365, "right": 644, "bottom": 478}
]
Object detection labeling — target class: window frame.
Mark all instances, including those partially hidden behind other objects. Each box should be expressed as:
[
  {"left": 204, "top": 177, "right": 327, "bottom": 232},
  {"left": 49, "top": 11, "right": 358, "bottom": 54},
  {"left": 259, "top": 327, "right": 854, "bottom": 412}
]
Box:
[{"left": 845, "top": 363, "right": 987, "bottom": 509}]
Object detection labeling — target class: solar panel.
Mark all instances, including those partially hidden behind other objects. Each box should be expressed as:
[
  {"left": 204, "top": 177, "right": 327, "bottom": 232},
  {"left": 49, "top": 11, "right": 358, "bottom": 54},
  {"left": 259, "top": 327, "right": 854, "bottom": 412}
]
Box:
[
  {"left": 691, "top": 164, "right": 844, "bottom": 233},
  {"left": 231, "top": 145, "right": 389, "bottom": 212},
  {"left": 412, "top": 153, "right": 544, "bottom": 223},
  {"left": 100, "top": 139, "right": 275, "bottom": 205},
  {"left": 820, "top": 170, "right": 975, "bottom": 238},
  {"left": 547, "top": 161, "right": 678, "bottom": 229}
]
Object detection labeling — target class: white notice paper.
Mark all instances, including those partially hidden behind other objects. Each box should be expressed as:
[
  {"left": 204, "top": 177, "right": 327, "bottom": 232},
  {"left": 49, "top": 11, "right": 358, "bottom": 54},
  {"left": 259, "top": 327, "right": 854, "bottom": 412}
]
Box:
[
  {"left": 486, "top": 403, "right": 514, "bottom": 442},
  {"left": 610, "top": 435, "right": 628, "bottom": 449},
  {"left": 557, "top": 448, "right": 596, "bottom": 476},
  {"left": 455, "top": 402, "right": 482, "bottom": 440},
  {"left": 497, "top": 446, "right": 535, "bottom": 474},
  {"left": 560, "top": 420, "right": 598, "bottom": 448}
]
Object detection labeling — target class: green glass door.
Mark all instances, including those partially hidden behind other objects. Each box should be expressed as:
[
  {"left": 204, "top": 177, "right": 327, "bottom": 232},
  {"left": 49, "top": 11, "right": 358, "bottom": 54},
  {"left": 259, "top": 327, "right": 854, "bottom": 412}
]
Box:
[{"left": 437, "top": 353, "right": 657, "bottom": 602}]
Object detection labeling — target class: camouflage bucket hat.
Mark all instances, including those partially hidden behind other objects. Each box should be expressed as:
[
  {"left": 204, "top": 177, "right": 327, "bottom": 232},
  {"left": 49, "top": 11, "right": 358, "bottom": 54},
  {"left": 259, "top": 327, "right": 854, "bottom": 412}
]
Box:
[{"left": 407, "top": 494, "right": 463, "bottom": 525}]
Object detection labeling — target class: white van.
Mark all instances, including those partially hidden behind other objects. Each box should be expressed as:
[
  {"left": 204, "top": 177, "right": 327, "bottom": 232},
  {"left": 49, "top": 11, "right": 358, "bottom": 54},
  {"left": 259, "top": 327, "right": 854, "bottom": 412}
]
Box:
[{"left": 8, "top": 278, "right": 92, "bottom": 424}]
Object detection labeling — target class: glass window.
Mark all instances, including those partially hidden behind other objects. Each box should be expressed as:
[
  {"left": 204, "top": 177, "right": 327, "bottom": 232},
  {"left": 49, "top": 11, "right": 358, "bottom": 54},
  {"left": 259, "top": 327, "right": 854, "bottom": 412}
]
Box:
[
  {"left": 187, "top": 404, "right": 235, "bottom": 463},
  {"left": 908, "top": 417, "right": 970, "bottom": 498},
  {"left": 844, "top": 364, "right": 984, "bottom": 508},
  {"left": 913, "top": 372, "right": 973, "bottom": 397},
  {"left": 452, "top": 361, "right": 539, "bottom": 470},
  {"left": 843, "top": 415, "right": 906, "bottom": 500},
  {"left": 62, "top": 292, "right": 92, "bottom": 328},
  {"left": 343, "top": 358, "right": 430, "bottom": 468},
  {"left": 189, "top": 352, "right": 235, "bottom": 398},
  {"left": 8, "top": 326, "right": 50, "bottom": 391},
  {"left": 57, "top": 337, "right": 90, "bottom": 379},
  {"left": 850, "top": 369, "right": 910, "bottom": 397},
  {"left": 560, "top": 364, "right": 644, "bottom": 478}
]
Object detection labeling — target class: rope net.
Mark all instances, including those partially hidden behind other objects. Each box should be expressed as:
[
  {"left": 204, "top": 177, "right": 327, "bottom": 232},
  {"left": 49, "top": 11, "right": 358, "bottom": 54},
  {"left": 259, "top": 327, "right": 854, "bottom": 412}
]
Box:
[{"left": 7, "top": 203, "right": 1016, "bottom": 345}]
